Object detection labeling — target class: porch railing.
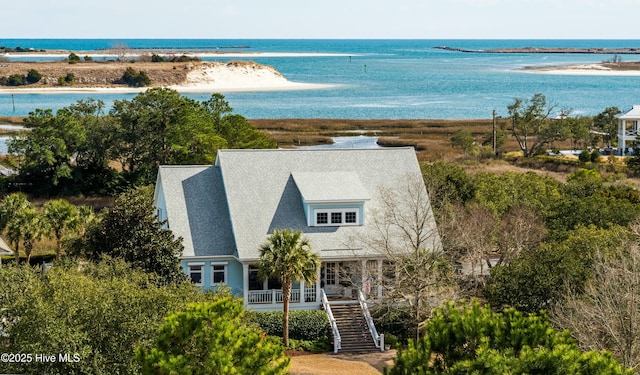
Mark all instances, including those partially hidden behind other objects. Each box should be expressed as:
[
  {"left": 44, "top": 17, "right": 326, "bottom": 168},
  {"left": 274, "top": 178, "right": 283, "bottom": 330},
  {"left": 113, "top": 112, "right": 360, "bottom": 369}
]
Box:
[
  {"left": 247, "top": 287, "right": 316, "bottom": 304},
  {"left": 358, "top": 289, "right": 384, "bottom": 351},
  {"left": 321, "top": 288, "right": 341, "bottom": 353}
]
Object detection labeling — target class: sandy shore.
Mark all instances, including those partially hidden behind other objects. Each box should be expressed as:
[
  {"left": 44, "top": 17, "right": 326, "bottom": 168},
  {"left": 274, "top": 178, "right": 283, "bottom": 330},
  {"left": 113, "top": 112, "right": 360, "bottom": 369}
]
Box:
[
  {"left": 0, "top": 61, "right": 335, "bottom": 94},
  {"left": 521, "top": 63, "right": 640, "bottom": 76}
]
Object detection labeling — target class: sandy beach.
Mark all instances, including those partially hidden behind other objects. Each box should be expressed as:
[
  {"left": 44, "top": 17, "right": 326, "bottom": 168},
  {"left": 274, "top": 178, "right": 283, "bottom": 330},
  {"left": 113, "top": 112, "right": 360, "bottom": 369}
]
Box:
[
  {"left": 0, "top": 60, "right": 334, "bottom": 94},
  {"left": 521, "top": 63, "right": 640, "bottom": 76}
]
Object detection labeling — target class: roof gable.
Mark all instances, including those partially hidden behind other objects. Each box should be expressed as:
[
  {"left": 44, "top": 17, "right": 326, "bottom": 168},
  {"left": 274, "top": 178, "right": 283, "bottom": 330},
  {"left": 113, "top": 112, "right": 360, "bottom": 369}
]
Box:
[{"left": 292, "top": 171, "right": 370, "bottom": 203}]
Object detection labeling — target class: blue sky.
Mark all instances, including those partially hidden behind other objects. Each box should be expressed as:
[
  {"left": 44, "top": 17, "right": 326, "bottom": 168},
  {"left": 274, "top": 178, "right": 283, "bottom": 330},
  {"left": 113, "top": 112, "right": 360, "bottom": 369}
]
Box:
[{"left": 3, "top": 0, "right": 639, "bottom": 39}]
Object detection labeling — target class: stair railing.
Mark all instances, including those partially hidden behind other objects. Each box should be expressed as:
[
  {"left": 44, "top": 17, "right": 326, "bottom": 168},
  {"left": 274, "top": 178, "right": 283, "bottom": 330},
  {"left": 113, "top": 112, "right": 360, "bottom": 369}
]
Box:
[
  {"left": 358, "top": 289, "right": 384, "bottom": 351},
  {"left": 320, "top": 288, "right": 341, "bottom": 353}
]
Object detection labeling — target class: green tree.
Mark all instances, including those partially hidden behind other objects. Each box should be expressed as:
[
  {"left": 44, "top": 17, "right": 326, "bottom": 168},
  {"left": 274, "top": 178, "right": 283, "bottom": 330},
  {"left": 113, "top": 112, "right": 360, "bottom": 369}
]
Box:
[
  {"left": 25, "top": 69, "right": 42, "bottom": 84},
  {"left": 0, "top": 259, "right": 213, "bottom": 375},
  {"left": 508, "top": 93, "right": 567, "bottom": 157},
  {"left": 387, "top": 300, "right": 632, "bottom": 375},
  {"left": 258, "top": 229, "right": 320, "bottom": 347},
  {"left": 13, "top": 206, "right": 45, "bottom": 264},
  {"left": 110, "top": 87, "right": 199, "bottom": 184},
  {"left": 8, "top": 106, "right": 88, "bottom": 194},
  {"left": 485, "top": 225, "right": 627, "bottom": 313},
  {"left": 449, "top": 128, "right": 475, "bottom": 157},
  {"left": 82, "top": 185, "right": 185, "bottom": 284},
  {"left": 43, "top": 199, "right": 79, "bottom": 261},
  {"left": 67, "top": 52, "right": 81, "bottom": 63},
  {"left": 594, "top": 106, "right": 621, "bottom": 147},
  {"left": 0, "top": 193, "right": 32, "bottom": 263},
  {"left": 136, "top": 299, "right": 290, "bottom": 375}
]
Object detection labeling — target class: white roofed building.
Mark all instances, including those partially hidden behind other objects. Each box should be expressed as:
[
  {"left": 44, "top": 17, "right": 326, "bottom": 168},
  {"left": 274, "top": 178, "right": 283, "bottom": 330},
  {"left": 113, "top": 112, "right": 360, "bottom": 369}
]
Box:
[
  {"left": 617, "top": 105, "right": 640, "bottom": 155},
  {"left": 153, "top": 148, "right": 440, "bottom": 311}
]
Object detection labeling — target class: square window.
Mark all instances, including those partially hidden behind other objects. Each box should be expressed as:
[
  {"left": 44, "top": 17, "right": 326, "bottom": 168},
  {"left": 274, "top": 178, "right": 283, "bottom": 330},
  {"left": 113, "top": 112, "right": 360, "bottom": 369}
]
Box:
[
  {"left": 331, "top": 212, "right": 342, "bottom": 224},
  {"left": 316, "top": 212, "right": 328, "bottom": 224},
  {"left": 345, "top": 211, "right": 357, "bottom": 223},
  {"left": 212, "top": 264, "right": 226, "bottom": 284},
  {"left": 189, "top": 265, "right": 202, "bottom": 285}
]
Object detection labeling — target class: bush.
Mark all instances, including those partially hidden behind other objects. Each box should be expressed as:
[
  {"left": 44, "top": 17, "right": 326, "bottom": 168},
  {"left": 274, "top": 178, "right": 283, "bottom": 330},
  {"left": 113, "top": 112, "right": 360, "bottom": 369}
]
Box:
[
  {"left": 120, "top": 67, "right": 152, "bottom": 87},
  {"left": 25, "top": 69, "right": 42, "bottom": 84},
  {"left": 250, "top": 310, "right": 330, "bottom": 341}
]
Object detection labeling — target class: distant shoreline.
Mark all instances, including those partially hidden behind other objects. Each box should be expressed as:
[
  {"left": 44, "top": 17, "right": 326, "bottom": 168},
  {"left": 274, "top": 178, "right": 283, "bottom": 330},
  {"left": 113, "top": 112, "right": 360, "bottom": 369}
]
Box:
[{"left": 435, "top": 46, "right": 640, "bottom": 54}]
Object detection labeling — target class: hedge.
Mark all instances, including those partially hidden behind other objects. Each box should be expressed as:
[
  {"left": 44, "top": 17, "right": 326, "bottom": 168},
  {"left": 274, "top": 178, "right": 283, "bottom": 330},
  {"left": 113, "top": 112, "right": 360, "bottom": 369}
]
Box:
[{"left": 249, "top": 310, "right": 329, "bottom": 341}]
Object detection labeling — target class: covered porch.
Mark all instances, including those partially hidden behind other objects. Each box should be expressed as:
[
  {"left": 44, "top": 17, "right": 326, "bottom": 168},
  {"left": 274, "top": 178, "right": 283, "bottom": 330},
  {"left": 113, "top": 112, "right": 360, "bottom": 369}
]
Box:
[
  {"left": 617, "top": 105, "right": 640, "bottom": 155},
  {"left": 242, "top": 259, "right": 387, "bottom": 311}
]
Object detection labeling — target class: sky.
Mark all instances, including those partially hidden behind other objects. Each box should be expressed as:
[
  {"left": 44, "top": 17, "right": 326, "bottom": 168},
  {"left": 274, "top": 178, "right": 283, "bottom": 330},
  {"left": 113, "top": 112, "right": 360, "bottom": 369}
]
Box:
[{"left": 3, "top": 0, "right": 640, "bottom": 39}]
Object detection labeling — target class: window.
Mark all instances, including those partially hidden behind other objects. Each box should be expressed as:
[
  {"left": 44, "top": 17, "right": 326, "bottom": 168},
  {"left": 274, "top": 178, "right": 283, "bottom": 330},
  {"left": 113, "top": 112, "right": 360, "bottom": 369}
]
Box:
[
  {"left": 314, "top": 209, "right": 359, "bottom": 226},
  {"left": 331, "top": 212, "right": 342, "bottom": 224},
  {"left": 324, "top": 262, "right": 336, "bottom": 286},
  {"left": 345, "top": 211, "right": 357, "bottom": 223},
  {"left": 316, "top": 212, "right": 328, "bottom": 224},
  {"left": 188, "top": 264, "right": 203, "bottom": 285},
  {"left": 212, "top": 264, "right": 227, "bottom": 284}
]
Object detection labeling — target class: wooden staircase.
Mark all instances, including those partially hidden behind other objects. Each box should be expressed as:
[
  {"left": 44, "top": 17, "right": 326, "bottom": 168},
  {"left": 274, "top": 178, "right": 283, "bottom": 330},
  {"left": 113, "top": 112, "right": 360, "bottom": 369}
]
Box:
[{"left": 329, "top": 303, "right": 379, "bottom": 353}]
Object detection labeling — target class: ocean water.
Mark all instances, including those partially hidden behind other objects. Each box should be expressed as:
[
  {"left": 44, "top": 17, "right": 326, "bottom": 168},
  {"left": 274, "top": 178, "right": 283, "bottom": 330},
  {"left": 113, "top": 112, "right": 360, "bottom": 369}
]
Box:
[{"left": 1, "top": 39, "right": 640, "bottom": 119}]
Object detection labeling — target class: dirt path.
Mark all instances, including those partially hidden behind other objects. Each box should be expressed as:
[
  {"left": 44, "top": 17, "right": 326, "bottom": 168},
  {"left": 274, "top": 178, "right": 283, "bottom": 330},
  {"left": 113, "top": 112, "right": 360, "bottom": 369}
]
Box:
[{"left": 289, "top": 351, "right": 396, "bottom": 375}]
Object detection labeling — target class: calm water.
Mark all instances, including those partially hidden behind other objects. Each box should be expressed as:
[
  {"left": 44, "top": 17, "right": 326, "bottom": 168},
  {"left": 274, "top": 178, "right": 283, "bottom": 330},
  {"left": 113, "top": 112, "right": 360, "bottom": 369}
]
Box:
[{"left": 1, "top": 39, "right": 640, "bottom": 119}]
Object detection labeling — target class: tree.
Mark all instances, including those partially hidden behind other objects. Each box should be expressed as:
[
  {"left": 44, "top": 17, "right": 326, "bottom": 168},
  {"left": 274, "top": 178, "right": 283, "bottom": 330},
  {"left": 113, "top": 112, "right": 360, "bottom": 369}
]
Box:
[
  {"left": 485, "top": 225, "right": 627, "bottom": 313},
  {"left": 508, "top": 93, "right": 567, "bottom": 157},
  {"left": 387, "top": 300, "right": 632, "bottom": 375},
  {"left": 43, "top": 199, "right": 79, "bottom": 261},
  {"left": 12, "top": 206, "right": 45, "bottom": 264},
  {"left": 25, "top": 69, "right": 42, "bottom": 84},
  {"left": 83, "top": 185, "right": 185, "bottom": 284},
  {"left": 136, "top": 299, "right": 289, "bottom": 375},
  {"left": 449, "top": 128, "right": 475, "bottom": 157},
  {"left": 258, "top": 229, "right": 320, "bottom": 347},
  {"left": 0, "top": 193, "right": 32, "bottom": 262},
  {"left": 594, "top": 106, "right": 621, "bottom": 147},
  {"left": 0, "top": 258, "right": 213, "bottom": 375},
  {"left": 357, "top": 174, "right": 457, "bottom": 340},
  {"left": 552, "top": 224, "right": 640, "bottom": 369}
]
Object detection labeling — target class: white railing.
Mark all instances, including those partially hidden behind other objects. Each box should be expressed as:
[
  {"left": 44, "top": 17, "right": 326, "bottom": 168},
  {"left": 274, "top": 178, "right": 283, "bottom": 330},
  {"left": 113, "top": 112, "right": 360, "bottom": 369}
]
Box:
[
  {"left": 248, "top": 287, "right": 316, "bottom": 305},
  {"left": 358, "top": 289, "right": 384, "bottom": 351},
  {"left": 321, "top": 288, "right": 341, "bottom": 353}
]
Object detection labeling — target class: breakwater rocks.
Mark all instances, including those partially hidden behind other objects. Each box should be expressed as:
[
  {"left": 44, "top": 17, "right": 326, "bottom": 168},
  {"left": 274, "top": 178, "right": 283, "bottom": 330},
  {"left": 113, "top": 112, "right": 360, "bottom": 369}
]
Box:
[{"left": 434, "top": 46, "right": 640, "bottom": 54}]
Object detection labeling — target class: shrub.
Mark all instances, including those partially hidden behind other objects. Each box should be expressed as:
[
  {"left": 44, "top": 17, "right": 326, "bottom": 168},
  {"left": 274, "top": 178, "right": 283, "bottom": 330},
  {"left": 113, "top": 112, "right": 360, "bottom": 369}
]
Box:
[
  {"left": 68, "top": 52, "right": 80, "bottom": 64},
  {"left": 25, "top": 69, "right": 42, "bottom": 84},
  {"left": 151, "top": 53, "right": 166, "bottom": 62},
  {"left": 84, "top": 55, "right": 93, "bottom": 61},
  {"left": 5, "top": 74, "right": 25, "bottom": 86},
  {"left": 250, "top": 310, "right": 330, "bottom": 341},
  {"left": 120, "top": 67, "right": 151, "bottom": 87}
]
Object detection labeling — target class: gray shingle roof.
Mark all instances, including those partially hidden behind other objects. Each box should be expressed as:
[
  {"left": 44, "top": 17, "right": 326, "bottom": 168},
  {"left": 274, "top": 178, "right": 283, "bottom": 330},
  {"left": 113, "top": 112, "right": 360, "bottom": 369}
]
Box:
[
  {"left": 156, "top": 148, "right": 440, "bottom": 260},
  {"left": 292, "top": 171, "right": 370, "bottom": 203}
]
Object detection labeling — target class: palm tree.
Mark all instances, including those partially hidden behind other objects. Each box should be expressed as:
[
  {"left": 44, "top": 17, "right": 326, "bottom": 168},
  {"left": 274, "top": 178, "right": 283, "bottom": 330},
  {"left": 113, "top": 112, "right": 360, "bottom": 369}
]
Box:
[
  {"left": 0, "top": 193, "right": 31, "bottom": 263},
  {"left": 16, "top": 207, "right": 45, "bottom": 264},
  {"left": 43, "top": 199, "right": 79, "bottom": 261},
  {"left": 258, "top": 229, "right": 320, "bottom": 347}
]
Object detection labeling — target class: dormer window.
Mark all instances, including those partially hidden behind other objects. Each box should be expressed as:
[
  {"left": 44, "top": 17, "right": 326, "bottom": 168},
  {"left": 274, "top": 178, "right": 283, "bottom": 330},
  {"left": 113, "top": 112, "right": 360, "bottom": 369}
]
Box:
[
  {"left": 315, "top": 209, "right": 359, "bottom": 226},
  {"left": 292, "top": 171, "right": 370, "bottom": 227}
]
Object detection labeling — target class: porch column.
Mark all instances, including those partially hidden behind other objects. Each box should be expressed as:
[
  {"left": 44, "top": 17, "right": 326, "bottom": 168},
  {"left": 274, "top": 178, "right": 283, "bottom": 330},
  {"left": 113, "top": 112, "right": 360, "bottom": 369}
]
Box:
[
  {"left": 242, "top": 263, "right": 249, "bottom": 306},
  {"left": 315, "top": 266, "right": 321, "bottom": 302},
  {"left": 299, "top": 279, "right": 305, "bottom": 303}
]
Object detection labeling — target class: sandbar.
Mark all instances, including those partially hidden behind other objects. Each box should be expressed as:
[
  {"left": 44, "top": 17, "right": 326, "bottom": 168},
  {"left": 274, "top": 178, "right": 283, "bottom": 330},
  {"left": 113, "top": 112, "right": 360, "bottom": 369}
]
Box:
[
  {"left": 521, "top": 63, "right": 640, "bottom": 76},
  {"left": 0, "top": 61, "right": 336, "bottom": 94}
]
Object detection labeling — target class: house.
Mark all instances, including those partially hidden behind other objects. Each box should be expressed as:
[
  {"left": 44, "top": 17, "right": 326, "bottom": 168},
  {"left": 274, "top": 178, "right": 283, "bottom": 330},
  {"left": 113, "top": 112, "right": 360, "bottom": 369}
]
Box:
[
  {"left": 617, "top": 105, "right": 640, "bottom": 155},
  {"left": 0, "top": 237, "right": 12, "bottom": 266},
  {"left": 153, "top": 148, "right": 441, "bottom": 312}
]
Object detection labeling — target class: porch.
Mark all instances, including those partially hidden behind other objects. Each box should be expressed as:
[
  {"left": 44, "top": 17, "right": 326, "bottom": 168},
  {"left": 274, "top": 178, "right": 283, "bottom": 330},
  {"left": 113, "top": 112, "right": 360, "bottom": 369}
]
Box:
[{"left": 242, "top": 259, "right": 388, "bottom": 311}]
